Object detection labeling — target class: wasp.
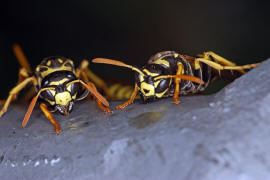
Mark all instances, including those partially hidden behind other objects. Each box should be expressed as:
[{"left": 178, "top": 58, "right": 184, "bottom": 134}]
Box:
[
  {"left": 92, "top": 51, "right": 260, "bottom": 109},
  {"left": 0, "top": 44, "right": 110, "bottom": 134}
]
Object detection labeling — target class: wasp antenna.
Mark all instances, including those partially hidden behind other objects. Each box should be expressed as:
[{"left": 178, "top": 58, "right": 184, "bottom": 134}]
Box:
[
  {"left": 22, "top": 87, "right": 55, "bottom": 127},
  {"left": 155, "top": 75, "right": 204, "bottom": 84},
  {"left": 67, "top": 80, "right": 109, "bottom": 107},
  {"left": 13, "top": 44, "right": 32, "bottom": 73},
  {"left": 92, "top": 58, "right": 145, "bottom": 76}
]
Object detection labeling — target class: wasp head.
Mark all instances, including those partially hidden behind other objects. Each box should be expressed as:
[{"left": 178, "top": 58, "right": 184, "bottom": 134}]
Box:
[
  {"left": 135, "top": 64, "right": 171, "bottom": 103},
  {"left": 40, "top": 72, "right": 80, "bottom": 115}
]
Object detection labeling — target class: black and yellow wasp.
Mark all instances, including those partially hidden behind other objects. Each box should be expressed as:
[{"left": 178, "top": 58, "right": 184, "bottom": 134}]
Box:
[
  {"left": 0, "top": 44, "right": 110, "bottom": 134},
  {"left": 93, "top": 51, "right": 260, "bottom": 109}
]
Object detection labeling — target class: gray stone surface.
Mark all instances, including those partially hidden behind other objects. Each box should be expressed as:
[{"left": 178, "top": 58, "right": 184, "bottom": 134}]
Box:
[{"left": 0, "top": 59, "right": 270, "bottom": 180}]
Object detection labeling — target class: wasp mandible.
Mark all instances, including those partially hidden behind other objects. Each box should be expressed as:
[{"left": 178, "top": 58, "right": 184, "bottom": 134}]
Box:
[
  {"left": 0, "top": 44, "right": 111, "bottom": 134},
  {"left": 92, "top": 51, "right": 260, "bottom": 109}
]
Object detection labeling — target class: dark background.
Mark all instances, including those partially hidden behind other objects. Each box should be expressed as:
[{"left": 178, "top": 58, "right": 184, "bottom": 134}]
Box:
[{"left": 0, "top": 0, "right": 269, "bottom": 98}]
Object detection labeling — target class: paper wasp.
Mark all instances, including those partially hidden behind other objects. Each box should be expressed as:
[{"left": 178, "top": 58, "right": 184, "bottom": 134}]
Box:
[
  {"left": 0, "top": 44, "right": 110, "bottom": 134},
  {"left": 93, "top": 51, "right": 260, "bottom": 109}
]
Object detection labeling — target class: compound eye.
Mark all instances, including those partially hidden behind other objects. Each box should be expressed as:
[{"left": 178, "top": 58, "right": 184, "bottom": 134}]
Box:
[{"left": 42, "top": 89, "right": 56, "bottom": 101}]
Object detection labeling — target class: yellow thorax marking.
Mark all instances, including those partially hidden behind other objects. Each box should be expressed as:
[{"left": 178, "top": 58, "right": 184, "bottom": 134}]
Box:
[
  {"left": 49, "top": 78, "right": 69, "bottom": 86},
  {"left": 174, "top": 53, "right": 179, "bottom": 58},
  {"left": 46, "top": 60, "right": 52, "bottom": 66},
  {"left": 139, "top": 74, "right": 144, "bottom": 82},
  {"left": 140, "top": 82, "right": 155, "bottom": 96},
  {"left": 58, "top": 58, "right": 63, "bottom": 63},
  {"left": 45, "top": 98, "right": 55, "bottom": 105},
  {"left": 143, "top": 69, "right": 159, "bottom": 76},
  {"left": 39, "top": 60, "right": 74, "bottom": 78},
  {"left": 154, "top": 59, "right": 170, "bottom": 67},
  {"left": 55, "top": 91, "right": 72, "bottom": 106}
]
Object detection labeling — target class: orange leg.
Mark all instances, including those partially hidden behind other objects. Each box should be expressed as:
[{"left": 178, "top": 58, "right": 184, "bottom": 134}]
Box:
[
  {"left": 77, "top": 68, "right": 111, "bottom": 113},
  {"left": 116, "top": 84, "right": 139, "bottom": 109},
  {"left": 88, "top": 81, "right": 111, "bottom": 113},
  {"left": 173, "top": 64, "right": 183, "bottom": 104},
  {"left": 40, "top": 103, "right": 61, "bottom": 135}
]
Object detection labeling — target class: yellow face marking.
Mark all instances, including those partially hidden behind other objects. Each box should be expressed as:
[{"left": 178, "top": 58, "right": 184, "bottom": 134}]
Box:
[
  {"left": 174, "top": 53, "right": 179, "bottom": 58},
  {"left": 58, "top": 58, "right": 63, "bottom": 63},
  {"left": 49, "top": 78, "right": 69, "bottom": 86},
  {"left": 55, "top": 91, "right": 72, "bottom": 106},
  {"left": 154, "top": 59, "right": 170, "bottom": 67},
  {"left": 47, "top": 60, "right": 52, "bottom": 66},
  {"left": 72, "top": 92, "right": 77, "bottom": 100},
  {"left": 140, "top": 82, "right": 155, "bottom": 96},
  {"left": 48, "top": 89, "right": 56, "bottom": 96},
  {"left": 154, "top": 80, "right": 160, "bottom": 88},
  {"left": 67, "top": 84, "right": 72, "bottom": 92},
  {"left": 35, "top": 66, "right": 40, "bottom": 72},
  {"left": 156, "top": 89, "right": 168, "bottom": 98},
  {"left": 143, "top": 69, "right": 159, "bottom": 76},
  {"left": 45, "top": 98, "right": 55, "bottom": 105}
]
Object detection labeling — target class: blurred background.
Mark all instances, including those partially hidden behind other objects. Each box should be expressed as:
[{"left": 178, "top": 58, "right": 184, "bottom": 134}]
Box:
[{"left": 0, "top": 0, "right": 269, "bottom": 98}]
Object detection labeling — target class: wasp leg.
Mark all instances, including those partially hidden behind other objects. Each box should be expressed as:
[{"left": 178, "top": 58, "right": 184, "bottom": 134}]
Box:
[
  {"left": 194, "top": 58, "right": 260, "bottom": 73},
  {"left": 0, "top": 76, "right": 36, "bottom": 117},
  {"left": 78, "top": 60, "right": 110, "bottom": 97},
  {"left": 40, "top": 103, "right": 61, "bottom": 135},
  {"left": 88, "top": 81, "right": 111, "bottom": 113},
  {"left": 76, "top": 66, "right": 111, "bottom": 113},
  {"left": 16, "top": 67, "right": 37, "bottom": 103},
  {"left": 116, "top": 84, "right": 139, "bottom": 109},
  {"left": 13, "top": 44, "right": 32, "bottom": 73},
  {"left": 173, "top": 63, "right": 183, "bottom": 104},
  {"left": 202, "top": 51, "right": 261, "bottom": 74}
]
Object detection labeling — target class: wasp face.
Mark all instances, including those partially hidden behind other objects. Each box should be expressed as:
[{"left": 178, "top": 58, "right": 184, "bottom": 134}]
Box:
[
  {"left": 40, "top": 71, "right": 80, "bottom": 115},
  {"left": 135, "top": 64, "right": 171, "bottom": 103}
]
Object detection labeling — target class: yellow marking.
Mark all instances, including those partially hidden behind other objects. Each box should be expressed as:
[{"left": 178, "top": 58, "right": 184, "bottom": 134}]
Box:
[
  {"left": 140, "top": 82, "right": 155, "bottom": 96},
  {"left": 154, "top": 59, "right": 170, "bottom": 67},
  {"left": 47, "top": 60, "right": 52, "bottom": 66},
  {"left": 55, "top": 91, "right": 71, "bottom": 106},
  {"left": 194, "top": 60, "right": 201, "bottom": 70},
  {"left": 174, "top": 53, "right": 179, "bottom": 58},
  {"left": 156, "top": 89, "right": 168, "bottom": 98},
  {"left": 72, "top": 92, "right": 77, "bottom": 100},
  {"left": 35, "top": 66, "right": 40, "bottom": 72},
  {"left": 116, "top": 86, "right": 133, "bottom": 99},
  {"left": 139, "top": 74, "right": 144, "bottom": 82},
  {"left": 154, "top": 80, "right": 160, "bottom": 88},
  {"left": 49, "top": 89, "right": 56, "bottom": 96},
  {"left": 143, "top": 69, "right": 159, "bottom": 76},
  {"left": 49, "top": 78, "right": 69, "bottom": 86},
  {"left": 177, "top": 62, "right": 184, "bottom": 74},
  {"left": 67, "top": 84, "right": 72, "bottom": 92},
  {"left": 108, "top": 84, "right": 122, "bottom": 97},
  {"left": 45, "top": 98, "right": 55, "bottom": 105},
  {"left": 39, "top": 64, "right": 73, "bottom": 78},
  {"left": 58, "top": 58, "right": 63, "bottom": 63}
]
